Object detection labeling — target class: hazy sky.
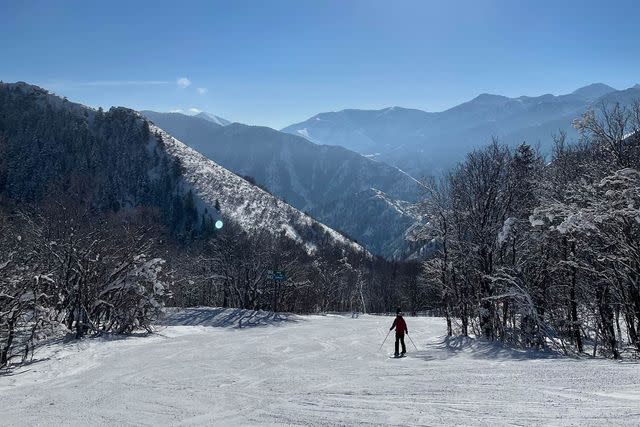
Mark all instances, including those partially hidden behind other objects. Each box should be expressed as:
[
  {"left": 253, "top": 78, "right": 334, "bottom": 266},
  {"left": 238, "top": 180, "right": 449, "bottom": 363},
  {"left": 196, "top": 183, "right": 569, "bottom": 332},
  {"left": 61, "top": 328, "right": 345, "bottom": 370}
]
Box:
[{"left": 2, "top": 0, "right": 639, "bottom": 128}]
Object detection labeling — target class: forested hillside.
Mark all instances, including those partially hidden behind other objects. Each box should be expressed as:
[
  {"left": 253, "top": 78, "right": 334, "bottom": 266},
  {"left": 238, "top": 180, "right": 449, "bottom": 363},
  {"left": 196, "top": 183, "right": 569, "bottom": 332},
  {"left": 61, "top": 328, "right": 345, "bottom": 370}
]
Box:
[
  {"left": 0, "top": 82, "right": 421, "bottom": 369},
  {"left": 142, "top": 111, "right": 422, "bottom": 257},
  {"left": 416, "top": 101, "right": 640, "bottom": 358}
]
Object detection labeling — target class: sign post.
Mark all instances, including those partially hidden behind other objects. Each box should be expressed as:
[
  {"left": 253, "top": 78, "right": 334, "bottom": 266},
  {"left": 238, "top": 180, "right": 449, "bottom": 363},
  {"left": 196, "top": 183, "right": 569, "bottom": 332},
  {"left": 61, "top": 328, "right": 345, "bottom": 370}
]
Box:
[
  {"left": 269, "top": 270, "right": 286, "bottom": 281},
  {"left": 268, "top": 270, "right": 286, "bottom": 313}
]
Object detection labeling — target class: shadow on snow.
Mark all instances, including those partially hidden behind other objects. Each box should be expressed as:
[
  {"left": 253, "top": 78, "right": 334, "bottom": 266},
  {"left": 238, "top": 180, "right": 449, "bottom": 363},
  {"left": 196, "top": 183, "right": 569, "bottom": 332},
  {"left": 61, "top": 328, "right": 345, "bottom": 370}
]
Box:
[
  {"left": 160, "top": 307, "right": 301, "bottom": 329},
  {"left": 414, "top": 335, "right": 564, "bottom": 362}
]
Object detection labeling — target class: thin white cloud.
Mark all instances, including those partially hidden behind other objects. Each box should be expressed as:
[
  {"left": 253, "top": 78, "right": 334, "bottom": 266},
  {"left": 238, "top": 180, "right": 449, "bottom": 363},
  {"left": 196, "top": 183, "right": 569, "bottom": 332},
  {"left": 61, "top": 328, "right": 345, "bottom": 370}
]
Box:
[
  {"left": 170, "top": 109, "right": 184, "bottom": 113},
  {"left": 177, "top": 77, "right": 191, "bottom": 88},
  {"left": 197, "top": 87, "right": 208, "bottom": 95},
  {"left": 188, "top": 108, "right": 201, "bottom": 113},
  {"left": 77, "top": 80, "right": 170, "bottom": 86}
]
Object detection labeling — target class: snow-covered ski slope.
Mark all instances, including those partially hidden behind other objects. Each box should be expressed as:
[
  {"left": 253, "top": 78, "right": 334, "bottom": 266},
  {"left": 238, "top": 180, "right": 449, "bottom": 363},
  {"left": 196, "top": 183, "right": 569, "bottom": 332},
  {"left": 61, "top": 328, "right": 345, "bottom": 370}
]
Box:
[{"left": 1, "top": 308, "right": 639, "bottom": 426}]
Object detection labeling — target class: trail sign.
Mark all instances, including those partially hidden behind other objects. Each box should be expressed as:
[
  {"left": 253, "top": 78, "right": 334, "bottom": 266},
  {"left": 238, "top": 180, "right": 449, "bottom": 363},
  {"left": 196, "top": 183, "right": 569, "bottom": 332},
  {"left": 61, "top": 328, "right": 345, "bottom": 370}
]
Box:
[{"left": 269, "top": 270, "right": 286, "bottom": 281}]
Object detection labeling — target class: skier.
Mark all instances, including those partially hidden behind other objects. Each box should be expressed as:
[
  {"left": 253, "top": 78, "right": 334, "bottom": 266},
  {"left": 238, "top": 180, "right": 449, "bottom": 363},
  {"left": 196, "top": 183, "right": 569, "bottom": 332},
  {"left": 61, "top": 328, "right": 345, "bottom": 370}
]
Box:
[{"left": 389, "top": 307, "right": 408, "bottom": 357}]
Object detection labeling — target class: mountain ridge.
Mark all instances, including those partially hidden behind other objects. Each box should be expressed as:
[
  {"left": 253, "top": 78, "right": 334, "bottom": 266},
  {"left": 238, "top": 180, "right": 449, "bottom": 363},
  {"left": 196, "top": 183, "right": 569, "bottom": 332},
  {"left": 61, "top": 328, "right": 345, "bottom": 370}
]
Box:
[
  {"left": 142, "top": 111, "right": 421, "bottom": 257},
  {"left": 0, "top": 82, "right": 364, "bottom": 256},
  {"left": 281, "top": 83, "right": 637, "bottom": 175}
]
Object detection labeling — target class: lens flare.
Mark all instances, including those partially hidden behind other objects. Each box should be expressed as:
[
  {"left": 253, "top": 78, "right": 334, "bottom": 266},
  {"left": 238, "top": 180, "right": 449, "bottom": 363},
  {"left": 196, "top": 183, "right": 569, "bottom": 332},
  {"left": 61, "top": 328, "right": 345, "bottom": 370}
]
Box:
[{"left": 215, "top": 220, "right": 224, "bottom": 229}]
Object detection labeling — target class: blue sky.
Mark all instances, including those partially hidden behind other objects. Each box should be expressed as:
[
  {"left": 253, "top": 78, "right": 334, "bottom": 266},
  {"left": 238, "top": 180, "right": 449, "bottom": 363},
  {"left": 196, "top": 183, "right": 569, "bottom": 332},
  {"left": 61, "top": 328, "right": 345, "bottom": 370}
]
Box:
[{"left": 2, "top": 0, "right": 639, "bottom": 128}]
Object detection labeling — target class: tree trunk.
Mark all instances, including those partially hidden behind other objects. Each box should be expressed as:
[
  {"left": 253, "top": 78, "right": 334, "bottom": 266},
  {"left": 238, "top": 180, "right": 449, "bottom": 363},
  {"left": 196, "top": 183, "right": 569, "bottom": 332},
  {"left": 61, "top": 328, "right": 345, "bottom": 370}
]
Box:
[
  {"left": 597, "top": 286, "right": 620, "bottom": 359},
  {"left": 570, "top": 273, "right": 583, "bottom": 353},
  {"left": 0, "top": 313, "right": 17, "bottom": 367}
]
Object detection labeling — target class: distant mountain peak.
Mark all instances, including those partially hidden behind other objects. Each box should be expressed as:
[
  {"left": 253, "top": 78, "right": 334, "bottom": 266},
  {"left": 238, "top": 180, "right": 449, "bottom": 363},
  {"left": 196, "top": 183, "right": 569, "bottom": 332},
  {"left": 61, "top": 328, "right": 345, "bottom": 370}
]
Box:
[
  {"left": 469, "top": 93, "right": 509, "bottom": 104},
  {"left": 383, "top": 106, "right": 413, "bottom": 112},
  {"left": 195, "top": 111, "right": 231, "bottom": 126},
  {"left": 571, "top": 83, "right": 616, "bottom": 99},
  {"left": 381, "top": 106, "right": 427, "bottom": 114}
]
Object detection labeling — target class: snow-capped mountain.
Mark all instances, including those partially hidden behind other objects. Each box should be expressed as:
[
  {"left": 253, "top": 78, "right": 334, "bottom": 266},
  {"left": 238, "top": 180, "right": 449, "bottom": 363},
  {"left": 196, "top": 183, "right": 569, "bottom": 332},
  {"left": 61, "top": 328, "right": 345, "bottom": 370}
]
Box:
[
  {"left": 0, "top": 82, "right": 362, "bottom": 255},
  {"left": 142, "top": 111, "right": 422, "bottom": 257},
  {"left": 194, "top": 111, "right": 231, "bottom": 126},
  {"left": 282, "top": 83, "right": 638, "bottom": 176}
]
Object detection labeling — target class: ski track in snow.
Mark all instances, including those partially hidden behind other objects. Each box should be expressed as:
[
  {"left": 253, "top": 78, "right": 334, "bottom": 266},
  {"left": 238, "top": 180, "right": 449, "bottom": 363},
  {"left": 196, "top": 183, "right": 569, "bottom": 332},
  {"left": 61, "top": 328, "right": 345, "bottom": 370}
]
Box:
[{"left": 1, "top": 309, "right": 639, "bottom": 426}]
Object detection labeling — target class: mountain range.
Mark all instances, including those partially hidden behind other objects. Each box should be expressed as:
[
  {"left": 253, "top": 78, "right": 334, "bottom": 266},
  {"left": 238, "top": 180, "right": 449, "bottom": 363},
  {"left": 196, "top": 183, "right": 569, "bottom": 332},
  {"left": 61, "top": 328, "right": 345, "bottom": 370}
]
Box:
[
  {"left": 141, "top": 111, "right": 422, "bottom": 257},
  {"left": 143, "top": 82, "right": 640, "bottom": 257},
  {"left": 6, "top": 81, "right": 636, "bottom": 260},
  {"left": 282, "top": 83, "right": 640, "bottom": 176}
]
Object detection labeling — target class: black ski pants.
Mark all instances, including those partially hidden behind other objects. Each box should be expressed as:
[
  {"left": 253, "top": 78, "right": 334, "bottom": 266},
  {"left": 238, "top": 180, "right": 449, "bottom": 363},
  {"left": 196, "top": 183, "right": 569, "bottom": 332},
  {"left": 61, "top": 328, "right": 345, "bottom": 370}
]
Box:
[{"left": 395, "top": 333, "right": 406, "bottom": 355}]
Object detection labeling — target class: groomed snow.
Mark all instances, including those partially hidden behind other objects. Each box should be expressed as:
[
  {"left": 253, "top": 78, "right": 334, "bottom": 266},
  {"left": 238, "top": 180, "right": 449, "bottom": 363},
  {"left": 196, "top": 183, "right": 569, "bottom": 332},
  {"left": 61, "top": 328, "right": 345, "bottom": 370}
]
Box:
[{"left": 1, "top": 308, "right": 639, "bottom": 426}]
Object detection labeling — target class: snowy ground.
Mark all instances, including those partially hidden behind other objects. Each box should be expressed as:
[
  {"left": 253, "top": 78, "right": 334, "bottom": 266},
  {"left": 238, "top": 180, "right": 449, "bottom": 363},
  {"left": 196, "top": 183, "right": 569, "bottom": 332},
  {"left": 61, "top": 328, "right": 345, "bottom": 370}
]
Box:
[{"left": 1, "top": 308, "right": 639, "bottom": 426}]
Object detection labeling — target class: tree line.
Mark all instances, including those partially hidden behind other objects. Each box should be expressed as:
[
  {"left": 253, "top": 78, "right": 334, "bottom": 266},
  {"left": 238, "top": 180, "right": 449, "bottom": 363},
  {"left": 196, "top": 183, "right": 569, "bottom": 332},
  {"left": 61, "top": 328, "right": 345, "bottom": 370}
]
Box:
[
  {"left": 416, "top": 101, "right": 640, "bottom": 358},
  {"left": 0, "top": 196, "right": 422, "bottom": 369}
]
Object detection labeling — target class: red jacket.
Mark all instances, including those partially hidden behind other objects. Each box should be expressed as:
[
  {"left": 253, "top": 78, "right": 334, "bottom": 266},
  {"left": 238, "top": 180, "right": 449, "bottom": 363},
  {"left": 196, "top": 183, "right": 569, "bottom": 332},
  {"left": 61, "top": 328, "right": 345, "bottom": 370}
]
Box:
[{"left": 391, "top": 316, "right": 407, "bottom": 334}]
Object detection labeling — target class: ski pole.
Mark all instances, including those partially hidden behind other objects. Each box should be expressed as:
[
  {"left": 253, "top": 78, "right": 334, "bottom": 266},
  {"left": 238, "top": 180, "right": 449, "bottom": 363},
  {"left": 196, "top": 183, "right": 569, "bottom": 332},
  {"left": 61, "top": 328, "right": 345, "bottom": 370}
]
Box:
[
  {"left": 379, "top": 329, "right": 391, "bottom": 351},
  {"left": 407, "top": 333, "right": 419, "bottom": 351}
]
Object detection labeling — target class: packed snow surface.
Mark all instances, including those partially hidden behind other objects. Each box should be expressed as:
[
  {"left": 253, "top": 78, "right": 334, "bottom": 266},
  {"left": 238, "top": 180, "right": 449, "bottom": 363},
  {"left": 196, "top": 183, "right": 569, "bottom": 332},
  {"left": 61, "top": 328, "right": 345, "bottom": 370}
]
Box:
[{"left": 1, "top": 308, "right": 639, "bottom": 426}]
